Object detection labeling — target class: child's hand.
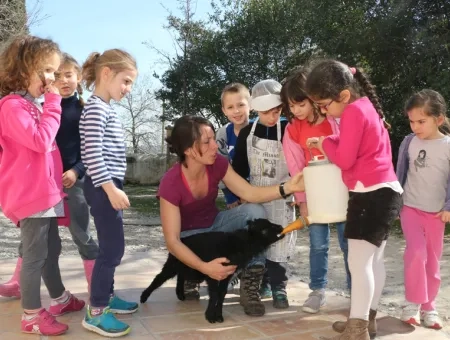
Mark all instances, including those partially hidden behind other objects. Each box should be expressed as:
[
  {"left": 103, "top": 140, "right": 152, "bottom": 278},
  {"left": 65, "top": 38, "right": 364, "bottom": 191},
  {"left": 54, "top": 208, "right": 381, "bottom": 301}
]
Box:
[
  {"left": 107, "top": 187, "right": 130, "bottom": 210},
  {"left": 436, "top": 211, "right": 450, "bottom": 223},
  {"left": 299, "top": 202, "right": 308, "bottom": 217},
  {"left": 306, "top": 137, "right": 320, "bottom": 148},
  {"left": 306, "top": 136, "right": 326, "bottom": 155},
  {"left": 44, "top": 80, "right": 59, "bottom": 95},
  {"left": 227, "top": 201, "right": 240, "bottom": 209},
  {"left": 62, "top": 169, "right": 78, "bottom": 188}
]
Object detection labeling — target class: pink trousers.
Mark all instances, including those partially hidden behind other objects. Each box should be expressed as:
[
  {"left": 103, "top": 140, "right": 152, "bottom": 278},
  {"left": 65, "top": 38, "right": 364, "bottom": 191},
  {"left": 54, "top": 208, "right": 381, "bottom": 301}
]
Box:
[{"left": 400, "top": 205, "right": 445, "bottom": 311}]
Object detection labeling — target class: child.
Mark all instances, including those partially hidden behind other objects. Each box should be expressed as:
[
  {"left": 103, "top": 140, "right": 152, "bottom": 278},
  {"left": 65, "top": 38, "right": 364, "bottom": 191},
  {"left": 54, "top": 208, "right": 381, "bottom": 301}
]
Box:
[
  {"left": 215, "top": 83, "right": 251, "bottom": 293},
  {"left": 396, "top": 89, "right": 450, "bottom": 330},
  {"left": 281, "top": 66, "right": 351, "bottom": 314},
  {"left": 305, "top": 60, "right": 403, "bottom": 340},
  {"left": 216, "top": 83, "right": 251, "bottom": 209},
  {"left": 79, "top": 49, "right": 138, "bottom": 337},
  {"left": 0, "top": 53, "right": 99, "bottom": 299},
  {"left": 0, "top": 35, "right": 85, "bottom": 336},
  {"left": 233, "top": 79, "right": 297, "bottom": 309}
]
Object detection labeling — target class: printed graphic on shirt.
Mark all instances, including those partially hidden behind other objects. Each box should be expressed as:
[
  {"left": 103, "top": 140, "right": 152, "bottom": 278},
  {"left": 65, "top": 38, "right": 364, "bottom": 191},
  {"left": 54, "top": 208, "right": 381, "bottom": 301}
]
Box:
[{"left": 414, "top": 149, "right": 427, "bottom": 171}]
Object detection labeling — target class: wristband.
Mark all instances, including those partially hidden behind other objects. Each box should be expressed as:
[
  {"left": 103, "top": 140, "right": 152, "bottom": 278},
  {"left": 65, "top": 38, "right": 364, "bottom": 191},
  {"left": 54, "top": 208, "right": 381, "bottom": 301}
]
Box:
[{"left": 279, "top": 182, "right": 288, "bottom": 199}]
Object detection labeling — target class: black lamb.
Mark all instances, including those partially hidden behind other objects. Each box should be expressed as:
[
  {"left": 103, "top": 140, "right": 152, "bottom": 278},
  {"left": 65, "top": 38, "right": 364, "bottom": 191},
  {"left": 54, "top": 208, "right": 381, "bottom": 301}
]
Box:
[{"left": 140, "top": 218, "right": 285, "bottom": 323}]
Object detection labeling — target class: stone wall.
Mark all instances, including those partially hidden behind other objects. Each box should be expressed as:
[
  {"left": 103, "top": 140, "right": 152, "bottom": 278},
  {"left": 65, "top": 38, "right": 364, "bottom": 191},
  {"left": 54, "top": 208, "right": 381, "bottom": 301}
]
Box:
[{"left": 125, "top": 153, "right": 176, "bottom": 185}]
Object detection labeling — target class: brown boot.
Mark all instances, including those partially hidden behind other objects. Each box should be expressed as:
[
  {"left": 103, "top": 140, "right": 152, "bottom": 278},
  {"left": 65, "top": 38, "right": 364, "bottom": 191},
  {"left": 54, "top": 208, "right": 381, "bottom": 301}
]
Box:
[
  {"left": 239, "top": 264, "right": 265, "bottom": 316},
  {"left": 332, "top": 310, "right": 377, "bottom": 339},
  {"left": 325, "top": 318, "right": 370, "bottom": 340}
]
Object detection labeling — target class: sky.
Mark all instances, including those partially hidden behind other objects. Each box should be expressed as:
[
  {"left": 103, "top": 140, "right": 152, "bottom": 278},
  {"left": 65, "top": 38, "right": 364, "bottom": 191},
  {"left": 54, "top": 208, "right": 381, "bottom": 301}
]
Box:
[{"left": 26, "top": 0, "right": 212, "bottom": 89}]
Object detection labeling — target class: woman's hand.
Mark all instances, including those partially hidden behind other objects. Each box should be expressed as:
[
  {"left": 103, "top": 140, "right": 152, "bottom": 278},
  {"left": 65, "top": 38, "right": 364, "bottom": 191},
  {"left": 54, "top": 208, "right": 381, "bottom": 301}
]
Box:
[
  {"left": 284, "top": 172, "right": 305, "bottom": 194},
  {"left": 202, "top": 258, "right": 237, "bottom": 281}
]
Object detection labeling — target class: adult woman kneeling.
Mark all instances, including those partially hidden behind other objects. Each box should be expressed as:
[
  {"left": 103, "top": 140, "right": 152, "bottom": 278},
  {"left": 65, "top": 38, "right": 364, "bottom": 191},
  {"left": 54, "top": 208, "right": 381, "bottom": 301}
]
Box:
[{"left": 158, "top": 115, "right": 304, "bottom": 317}]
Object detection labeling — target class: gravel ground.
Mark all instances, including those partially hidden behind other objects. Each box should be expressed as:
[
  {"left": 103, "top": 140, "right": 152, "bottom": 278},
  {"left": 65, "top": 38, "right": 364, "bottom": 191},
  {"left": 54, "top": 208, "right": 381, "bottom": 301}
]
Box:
[{"left": 0, "top": 201, "right": 449, "bottom": 331}]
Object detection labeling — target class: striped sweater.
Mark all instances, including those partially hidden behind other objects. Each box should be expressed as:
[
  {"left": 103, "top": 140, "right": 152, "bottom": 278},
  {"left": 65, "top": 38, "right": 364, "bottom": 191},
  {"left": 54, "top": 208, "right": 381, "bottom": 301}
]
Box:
[{"left": 79, "top": 95, "right": 126, "bottom": 187}]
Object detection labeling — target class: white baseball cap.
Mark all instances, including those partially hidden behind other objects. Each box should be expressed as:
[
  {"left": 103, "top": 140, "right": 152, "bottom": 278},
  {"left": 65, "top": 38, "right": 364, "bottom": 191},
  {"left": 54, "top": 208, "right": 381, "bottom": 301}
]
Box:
[{"left": 250, "top": 79, "right": 282, "bottom": 111}]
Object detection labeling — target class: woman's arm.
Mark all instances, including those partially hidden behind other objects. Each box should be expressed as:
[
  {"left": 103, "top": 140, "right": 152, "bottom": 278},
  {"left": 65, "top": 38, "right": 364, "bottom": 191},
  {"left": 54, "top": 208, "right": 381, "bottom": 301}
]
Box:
[
  {"left": 223, "top": 164, "right": 304, "bottom": 203},
  {"left": 160, "top": 198, "right": 236, "bottom": 280}
]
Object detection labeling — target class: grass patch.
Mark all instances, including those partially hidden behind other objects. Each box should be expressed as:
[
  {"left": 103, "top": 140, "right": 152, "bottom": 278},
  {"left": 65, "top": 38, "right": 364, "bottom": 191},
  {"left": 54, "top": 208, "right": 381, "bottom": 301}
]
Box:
[
  {"left": 125, "top": 184, "right": 227, "bottom": 216},
  {"left": 128, "top": 196, "right": 160, "bottom": 215}
]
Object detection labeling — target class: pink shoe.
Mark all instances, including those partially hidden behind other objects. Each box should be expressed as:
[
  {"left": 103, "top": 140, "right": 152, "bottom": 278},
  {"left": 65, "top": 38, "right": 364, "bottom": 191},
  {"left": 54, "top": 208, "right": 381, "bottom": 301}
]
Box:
[
  {"left": 0, "top": 257, "right": 22, "bottom": 298},
  {"left": 21, "top": 309, "right": 68, "bottom": 335},
  {"left": 48, "top": 292, "right": 85, "bottom": 316},
  {"left": 0, "top": 281, "right": 21, "bottom": 298}
]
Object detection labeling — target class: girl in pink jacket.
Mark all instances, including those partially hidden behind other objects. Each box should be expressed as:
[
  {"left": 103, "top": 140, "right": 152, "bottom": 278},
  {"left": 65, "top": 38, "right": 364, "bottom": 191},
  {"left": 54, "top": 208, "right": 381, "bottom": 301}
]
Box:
[
  {"left": 281, "top": 67, "right": 351, "bottom": 315},
  {"left": 0, "top": 35, "right": 84, "bottom": 336}
]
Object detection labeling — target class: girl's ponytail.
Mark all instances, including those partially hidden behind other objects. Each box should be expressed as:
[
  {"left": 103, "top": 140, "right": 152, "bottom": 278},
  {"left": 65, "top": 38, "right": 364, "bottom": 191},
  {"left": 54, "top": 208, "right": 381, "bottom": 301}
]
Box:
[{"left": 353, "top": 68, "right": 391, "bottom": 129}]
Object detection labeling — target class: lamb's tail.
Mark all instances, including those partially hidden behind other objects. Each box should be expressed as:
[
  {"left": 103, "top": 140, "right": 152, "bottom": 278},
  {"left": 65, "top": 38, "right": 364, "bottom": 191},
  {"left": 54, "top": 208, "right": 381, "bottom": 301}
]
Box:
[{"left": 140, "top": 256, "right": 178, "bottom": 303}]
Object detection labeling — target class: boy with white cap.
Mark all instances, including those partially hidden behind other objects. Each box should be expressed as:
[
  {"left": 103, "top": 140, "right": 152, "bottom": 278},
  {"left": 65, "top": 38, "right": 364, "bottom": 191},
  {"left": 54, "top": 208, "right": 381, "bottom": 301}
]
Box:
[{"left": 232, "top": 79, "right": 296, "bottom": 309}]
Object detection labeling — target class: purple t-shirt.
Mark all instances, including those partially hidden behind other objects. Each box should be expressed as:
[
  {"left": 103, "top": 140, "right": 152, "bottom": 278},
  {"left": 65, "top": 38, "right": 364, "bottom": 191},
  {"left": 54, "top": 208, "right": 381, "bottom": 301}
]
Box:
[{"left": 157, "top": 154, "right": 229, "bottom": 231}]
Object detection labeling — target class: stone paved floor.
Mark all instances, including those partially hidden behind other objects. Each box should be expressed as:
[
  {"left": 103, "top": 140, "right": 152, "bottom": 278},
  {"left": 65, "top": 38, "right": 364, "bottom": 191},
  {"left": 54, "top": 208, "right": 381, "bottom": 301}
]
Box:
[{"left": 1, "top": 252, "right": 449, "bottom": 339}]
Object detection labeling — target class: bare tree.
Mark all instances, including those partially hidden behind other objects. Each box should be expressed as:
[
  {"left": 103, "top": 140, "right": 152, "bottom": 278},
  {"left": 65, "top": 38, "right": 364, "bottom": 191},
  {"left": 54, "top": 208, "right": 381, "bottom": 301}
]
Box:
[
  {"left": 0, "top": 0, "right": 27, "bottom": 44},
  {"left": 115, "top": 76, "right": 162, "bottom": 154},
  {"left": 143, "top": 0, "right": 200, "bottom": 116}
]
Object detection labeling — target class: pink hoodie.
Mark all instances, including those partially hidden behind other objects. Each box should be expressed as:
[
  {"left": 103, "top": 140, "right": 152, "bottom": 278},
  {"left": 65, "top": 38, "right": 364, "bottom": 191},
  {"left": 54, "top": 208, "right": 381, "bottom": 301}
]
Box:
[
  {"left": 282, "top": 116, "right": 340, "bottom": 203},
  {"left": 0, "top": 93, "right": 65, "bottom": 224}
]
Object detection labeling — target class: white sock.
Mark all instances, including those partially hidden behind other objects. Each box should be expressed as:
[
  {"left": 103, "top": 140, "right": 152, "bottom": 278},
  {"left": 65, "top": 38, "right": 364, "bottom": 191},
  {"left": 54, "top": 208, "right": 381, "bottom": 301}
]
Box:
[
  {"left": 370, "top": 240, "right": 387, "bottom": 310},
  {"left": 348, "top": 239, "right": 377, "bottom": 320},
  {"left": 50, "top": 291, "right": 69, "bottom": 306}
]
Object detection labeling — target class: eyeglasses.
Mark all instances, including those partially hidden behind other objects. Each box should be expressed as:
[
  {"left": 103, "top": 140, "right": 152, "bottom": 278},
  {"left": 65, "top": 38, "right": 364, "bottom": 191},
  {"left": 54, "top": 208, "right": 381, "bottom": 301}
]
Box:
[{"left": 316, "top": 99, "right": 334, "bottom": 111}]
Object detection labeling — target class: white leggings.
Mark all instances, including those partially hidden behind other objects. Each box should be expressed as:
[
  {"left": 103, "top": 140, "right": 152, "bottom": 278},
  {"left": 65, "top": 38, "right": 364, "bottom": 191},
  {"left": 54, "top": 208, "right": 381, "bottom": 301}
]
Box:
[{"left": 348, "top": 239, "right": 387, "bottom": 320}]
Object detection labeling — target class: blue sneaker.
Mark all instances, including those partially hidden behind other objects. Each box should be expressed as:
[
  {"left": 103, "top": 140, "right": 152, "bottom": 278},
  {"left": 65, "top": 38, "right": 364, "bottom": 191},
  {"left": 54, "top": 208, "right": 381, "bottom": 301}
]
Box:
[
  {"left": 109, "top": 295, "right": 138, "bottom": 314},
  {"left": 259, "top": 284, "right": 272, "bottom": 299},
  {"left": 81, "top": 307, "right": 130, "bottom": 337}
]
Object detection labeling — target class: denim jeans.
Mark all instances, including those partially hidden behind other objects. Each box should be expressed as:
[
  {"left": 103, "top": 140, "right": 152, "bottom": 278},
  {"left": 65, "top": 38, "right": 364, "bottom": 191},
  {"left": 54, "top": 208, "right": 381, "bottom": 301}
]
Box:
[
  {"left": 309, "top": 222, "right": 351, "bottom": 290},
  {"left": 180, "top": 203, "right": 267, "bottom": 267}
]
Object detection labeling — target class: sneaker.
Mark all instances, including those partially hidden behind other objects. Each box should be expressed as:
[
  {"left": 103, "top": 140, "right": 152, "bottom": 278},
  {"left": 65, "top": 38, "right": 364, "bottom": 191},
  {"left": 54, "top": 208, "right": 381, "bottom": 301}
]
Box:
[
  {"left": 22, "top": 309, "right": 68, "bottom": 336},
  {"left": 109, "top": 295, "right": 138, "bottom": 314},
  {"left": 259, "top": 283, "right": 272, "bottom": 299},
  {"left": 82, "top": 306, "right": 130, "bottom": 337},
  {"left": 273, "top": 290, "right": 289, "bottom": 309},
  {"left": 400, "top": 303, "right": 420, "bottom": 325},
  {"left": 302, "top": 289, "right": 326, "bottom": 313},
  {"left": 184, "top": 280, "right": 200, "bottom": 300},
  {"left": 48, "top": 292, "right": 86, "bottom": 316},
  {"left": 0, "top": 281, "right": 21, "bottom": 298},
  {"left": 228, "top": 272, "right": 240, "bottom": 292},
  {"left": 421, "top": 310, "right": 443, "bottom": 330}
]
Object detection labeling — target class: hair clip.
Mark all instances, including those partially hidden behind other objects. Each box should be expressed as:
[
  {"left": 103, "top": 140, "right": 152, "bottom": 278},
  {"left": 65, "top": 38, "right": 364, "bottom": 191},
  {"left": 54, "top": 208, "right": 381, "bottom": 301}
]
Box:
[{"left": 349, "top": 67, "right": 356, "bottom": 75}]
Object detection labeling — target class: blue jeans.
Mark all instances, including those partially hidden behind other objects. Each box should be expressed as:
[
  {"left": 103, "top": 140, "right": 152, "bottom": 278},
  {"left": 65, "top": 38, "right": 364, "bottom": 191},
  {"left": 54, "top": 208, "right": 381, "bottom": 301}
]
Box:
[
  {"left": 84, "top": 176, "right": 125, "bottom": 307},
  {"left": 180, "top": 203, "right": 267, "bottom": 267},
  {"left": 309, "top": 222, "right": 351, "bottom": 290}
]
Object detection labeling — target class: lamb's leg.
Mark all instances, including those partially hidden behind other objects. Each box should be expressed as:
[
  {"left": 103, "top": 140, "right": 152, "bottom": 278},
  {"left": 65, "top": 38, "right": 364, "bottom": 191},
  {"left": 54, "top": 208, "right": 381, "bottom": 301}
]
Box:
[
  {"left": 205, "top": 278, "right": 221, "bottom": 323},
  {"left": 176, "top": 272, "right": 186, "bottom": 301},
  {"left": 140, "top": 258, "right": 177, "bottom": 303},
  {"left": 214, "top": 278, "right": 230, "bottom": 323}
]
